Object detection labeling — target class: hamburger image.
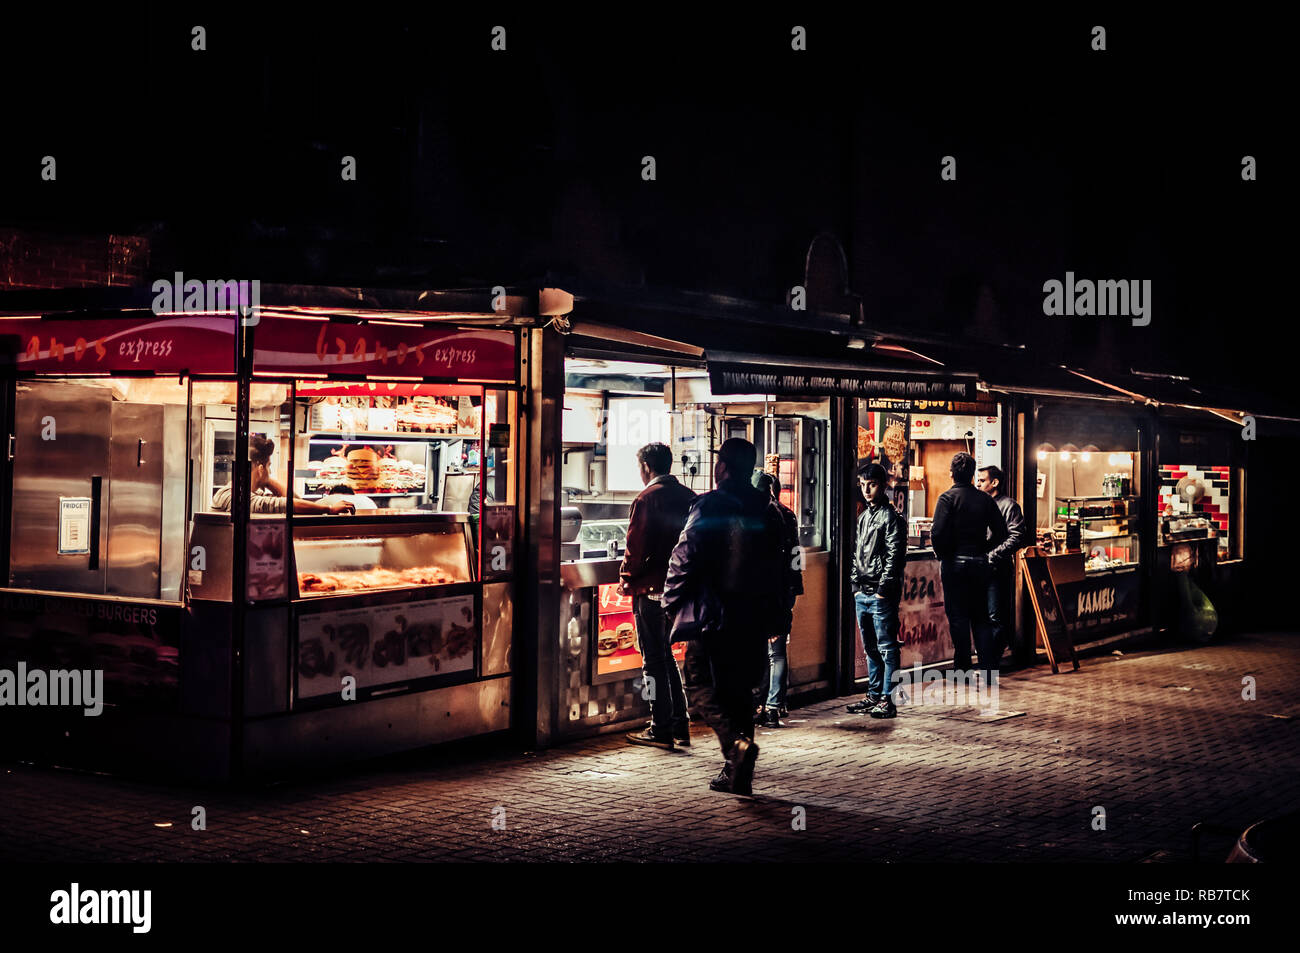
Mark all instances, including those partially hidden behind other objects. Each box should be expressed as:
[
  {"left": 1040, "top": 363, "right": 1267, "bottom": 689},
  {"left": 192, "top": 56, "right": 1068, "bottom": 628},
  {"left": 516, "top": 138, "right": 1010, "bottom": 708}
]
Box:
[
  {"left": 317, "top": 454, "right": 348, "bottom": 485},
  {"left": 615, "top": 622, "right": 636, "bottom": 652},
  {"left": 597, "top": 629, "right": 618, "bottom": 656}
]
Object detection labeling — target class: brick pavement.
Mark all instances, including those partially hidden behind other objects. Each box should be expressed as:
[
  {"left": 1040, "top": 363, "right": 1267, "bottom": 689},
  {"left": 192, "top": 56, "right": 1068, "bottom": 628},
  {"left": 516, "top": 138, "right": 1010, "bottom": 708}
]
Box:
[{"left": 2, "top": 631, "right": 1298, "bottom": 862}]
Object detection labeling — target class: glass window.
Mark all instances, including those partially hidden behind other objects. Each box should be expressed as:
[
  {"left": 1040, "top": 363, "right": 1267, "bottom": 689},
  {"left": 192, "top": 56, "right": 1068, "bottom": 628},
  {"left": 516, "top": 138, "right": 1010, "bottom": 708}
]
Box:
[{"left": 1158, "top": 463, "right": 1238, "bottom": 560}]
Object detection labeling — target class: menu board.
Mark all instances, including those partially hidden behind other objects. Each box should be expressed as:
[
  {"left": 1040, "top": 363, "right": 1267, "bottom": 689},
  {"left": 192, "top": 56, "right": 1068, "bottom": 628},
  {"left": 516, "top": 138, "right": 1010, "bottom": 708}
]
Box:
[
  {"left": 297, "top": 593, "right": 476, "bottom": 701},
  {"left": 594, "top": 583, "right": 642, "bottom": 677},
  {"left": 1023, "top": 551, "right": 1078, "bottom": 673}
]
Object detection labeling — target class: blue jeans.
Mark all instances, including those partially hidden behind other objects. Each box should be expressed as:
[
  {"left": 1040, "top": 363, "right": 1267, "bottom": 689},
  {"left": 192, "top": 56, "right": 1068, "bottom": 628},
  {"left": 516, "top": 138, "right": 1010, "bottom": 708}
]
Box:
[
  {"left": 766, "top": 634, "right": 789, "bottom": 709},
  {"left": 941, "top": 557, "right": 995, "bottom": 675},
  {"left": 988, "top": 562, "right": 1013, "bottom": 664},
  {"left": 855, "top": 590, "right": 901, "bottom": 700},
  {"left": 633, "top": 594, "right": 690, "bottom": 735}
]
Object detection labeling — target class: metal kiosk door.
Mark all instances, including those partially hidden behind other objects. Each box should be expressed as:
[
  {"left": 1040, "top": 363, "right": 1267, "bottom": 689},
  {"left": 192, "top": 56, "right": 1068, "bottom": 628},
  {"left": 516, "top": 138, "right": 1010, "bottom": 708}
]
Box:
[{"left": 9, "top": 381, "right": 112, "bottom": 594}]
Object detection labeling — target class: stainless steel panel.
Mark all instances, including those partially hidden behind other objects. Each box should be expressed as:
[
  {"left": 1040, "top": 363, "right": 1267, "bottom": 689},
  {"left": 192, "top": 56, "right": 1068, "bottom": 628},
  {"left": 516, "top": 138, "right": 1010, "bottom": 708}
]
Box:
[
  {"left": 106, "top": 402, "right": 164, "bottom": 598},
  {"left": 241, "top": 677, "right": 511, "bottom": 779},
  {"left": 159, "top": 404, "right": 187, "bottom": 601},
  {"left": 9, "top": 381, "right": 111, "bottom": 593},
  {"left": 481, "top": 581, "right": 512, "bottom": 676},
  {"left": 187, "top": 515, "right": 233, "bottom": 601},
  {"left": 559, "top": 557, "right": 622, "bottom": 590}
]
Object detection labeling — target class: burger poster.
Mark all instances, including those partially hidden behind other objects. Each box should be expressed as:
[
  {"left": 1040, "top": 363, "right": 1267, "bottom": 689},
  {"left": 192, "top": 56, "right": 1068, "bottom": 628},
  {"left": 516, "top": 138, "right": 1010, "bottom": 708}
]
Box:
[
  {"left": 595, "top": 583, "right": 642, "bottom": 676},
  {"left": 297, "top": 594, "right": 476, "bottom": 701}
]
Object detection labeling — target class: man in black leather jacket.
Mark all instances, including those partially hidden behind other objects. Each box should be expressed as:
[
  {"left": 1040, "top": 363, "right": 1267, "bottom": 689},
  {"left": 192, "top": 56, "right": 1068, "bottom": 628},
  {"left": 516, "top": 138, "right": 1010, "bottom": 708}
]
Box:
[
  {"left": 978, "top": 464, "right": 1030, "bottom": 663},
  {"left": 931, "top": 453, "right": 1008, "bottom": 680},
  {"left": 845, "top": 463, "right": 908, "bottom": 718},
  {"left": 662, "top": 438, "right": 789, "bottom": 795}
]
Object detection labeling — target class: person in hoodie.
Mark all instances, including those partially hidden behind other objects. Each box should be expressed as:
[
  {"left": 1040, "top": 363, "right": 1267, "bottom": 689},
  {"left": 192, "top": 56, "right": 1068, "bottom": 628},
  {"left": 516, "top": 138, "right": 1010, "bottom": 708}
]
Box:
[{"left": 662, "top": 438, "right": 790, "bottom": 795}]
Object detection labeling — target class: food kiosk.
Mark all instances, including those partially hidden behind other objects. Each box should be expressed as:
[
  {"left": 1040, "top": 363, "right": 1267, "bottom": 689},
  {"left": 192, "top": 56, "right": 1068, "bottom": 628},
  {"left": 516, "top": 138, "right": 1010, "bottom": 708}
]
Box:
[
  {"left": 849, "top": 395, "right": 1008, "bottom": 678},
  {"left": 0, "top": 288, "right": 527, "bottom": 782},
  {"left": 551, "top": 352, "right": 833, "bottom": 734}
]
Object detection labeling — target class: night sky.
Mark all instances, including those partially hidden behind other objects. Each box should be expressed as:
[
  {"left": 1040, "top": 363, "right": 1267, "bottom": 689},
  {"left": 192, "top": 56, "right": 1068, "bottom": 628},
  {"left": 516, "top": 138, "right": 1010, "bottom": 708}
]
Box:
[{"left": 2, "top": 9, "right": 1288, "bottom": 396}]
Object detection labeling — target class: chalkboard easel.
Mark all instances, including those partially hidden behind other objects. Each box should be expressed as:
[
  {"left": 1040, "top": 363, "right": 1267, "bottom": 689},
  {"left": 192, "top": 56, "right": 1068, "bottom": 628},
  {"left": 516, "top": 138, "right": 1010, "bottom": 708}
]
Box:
[{"left": 1022, "top": 548, "right": 1079, "bottom": 674}]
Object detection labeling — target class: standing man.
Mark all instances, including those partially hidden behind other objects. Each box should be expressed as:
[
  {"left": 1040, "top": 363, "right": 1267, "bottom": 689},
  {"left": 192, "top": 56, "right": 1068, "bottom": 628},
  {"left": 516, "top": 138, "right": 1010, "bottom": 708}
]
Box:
[
  {"left": 977, "top": 464, "right": 1030, "bottom": 663},
  {"left": 621, "top": 442, "right": 697, "bottom": 750},
  {"left": 752, "top": 471, "right": 803, "bottom": 728},
  {"left": 931, "top": 452, "right": 1008, "bottom": 683},
  {"left": 662, "top": 438, "right": 789, "bottom": 795},
  {"left": 845, "top": 463, "right": 907, "bottom": 719}
]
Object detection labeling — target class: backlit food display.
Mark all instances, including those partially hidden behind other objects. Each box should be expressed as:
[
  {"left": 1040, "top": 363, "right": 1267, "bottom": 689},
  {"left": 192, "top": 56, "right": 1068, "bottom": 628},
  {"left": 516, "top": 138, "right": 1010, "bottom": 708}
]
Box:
[{"left": 298, "top": 565, "right": 458, "bottom": 595}]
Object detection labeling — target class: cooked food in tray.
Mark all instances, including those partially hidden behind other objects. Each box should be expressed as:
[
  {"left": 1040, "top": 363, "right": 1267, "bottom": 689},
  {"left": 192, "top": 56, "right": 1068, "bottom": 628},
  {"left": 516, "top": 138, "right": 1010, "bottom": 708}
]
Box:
[{"left": 298, "top": 564, "right": 457, "bottom": 595}]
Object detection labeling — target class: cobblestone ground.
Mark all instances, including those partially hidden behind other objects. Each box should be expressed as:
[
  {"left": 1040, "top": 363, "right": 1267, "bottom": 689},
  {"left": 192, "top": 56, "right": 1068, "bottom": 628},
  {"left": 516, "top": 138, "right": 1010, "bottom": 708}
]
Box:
[{"left": 2, "top": 632, "right": 1297, "bottom": 862}]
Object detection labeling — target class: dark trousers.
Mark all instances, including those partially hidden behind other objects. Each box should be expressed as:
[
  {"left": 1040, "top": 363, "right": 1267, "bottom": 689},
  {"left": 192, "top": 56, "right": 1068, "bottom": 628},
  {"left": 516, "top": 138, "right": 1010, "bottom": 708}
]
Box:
[
  {"left": 988, "top": 563, "right": 1014, "bottom": 664},
  {"left": 683, "top": 635, "right": 769, "bottom": 756},
  {"left": 633, "top": 594, "right": 690, "bottom": 735},
  {"left": 941, "top": 556, "right": 996, "bottom": 675}
]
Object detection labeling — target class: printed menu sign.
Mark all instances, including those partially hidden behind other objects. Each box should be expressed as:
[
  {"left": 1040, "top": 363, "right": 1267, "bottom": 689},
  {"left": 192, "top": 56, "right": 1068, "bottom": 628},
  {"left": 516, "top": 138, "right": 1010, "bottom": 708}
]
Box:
[
  {"left": 297, "top": 593, "right": 476, "bottom": 701},
  {"left": 58, "top": 498, "right": 92, "bottom": 555},
  {"left": 246, "top": 522, "right": 287, "bottom": 601}
]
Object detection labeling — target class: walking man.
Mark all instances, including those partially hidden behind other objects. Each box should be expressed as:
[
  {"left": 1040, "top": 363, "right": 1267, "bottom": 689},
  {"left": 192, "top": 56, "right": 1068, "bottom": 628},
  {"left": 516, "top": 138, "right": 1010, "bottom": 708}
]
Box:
[
  {"left": 977, "top": 464, "right": 1030, "bottom": 664},
  {"left": 662, "top": 438, "right": 790, "bottom": 795},
  {"left": 621, "top": 442, "right": 698, "bottom": 750},
  {"left": 931, "top": 452, "right": 1008, "bottom": 683},
  {"left": 845, "top": 463, "right": 907, "bottom": 718},
  {"left": 752, "top": 471, "right": 803, "bottom": 728}
]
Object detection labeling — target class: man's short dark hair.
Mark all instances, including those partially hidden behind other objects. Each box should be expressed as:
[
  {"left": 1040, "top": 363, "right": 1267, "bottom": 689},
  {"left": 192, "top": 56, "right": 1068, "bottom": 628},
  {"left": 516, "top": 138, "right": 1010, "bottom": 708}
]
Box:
[
  {"left": 636, "top": 441, "right": 672, "bottom": 476},
  {"left": 717, "top": 437, "right": 757, "bottom": 481},
  {"left": 951, "top": 452, "right": 976, "bottom": 483},
  {"left": 857, "top": 462, "right": 888, "bottom": 484},
  {"left": 249, "top": 435, "right": 275, "bottom": 466},
  {"left": 979, "top": 464, "right": 1004, "bottom": 491}
]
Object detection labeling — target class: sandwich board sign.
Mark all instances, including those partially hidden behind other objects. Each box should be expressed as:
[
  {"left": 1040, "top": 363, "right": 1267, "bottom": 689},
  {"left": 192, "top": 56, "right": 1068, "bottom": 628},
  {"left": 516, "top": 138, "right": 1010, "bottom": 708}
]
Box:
[{"left": 1022, "top": 549, "right": 1079, "bottom": 674}]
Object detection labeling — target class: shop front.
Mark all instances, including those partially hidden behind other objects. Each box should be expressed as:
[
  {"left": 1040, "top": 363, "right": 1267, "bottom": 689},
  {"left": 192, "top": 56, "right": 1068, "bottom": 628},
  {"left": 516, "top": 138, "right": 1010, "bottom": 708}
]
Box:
[
  {"left": 523, "top": 294, "right": 989, "bottom": 742},
  {"left": 848, "top": 394, "right": 1008, "bottom": 681},
  {"left": 0, "top": 288, "right": 528, "bottom": 782}
]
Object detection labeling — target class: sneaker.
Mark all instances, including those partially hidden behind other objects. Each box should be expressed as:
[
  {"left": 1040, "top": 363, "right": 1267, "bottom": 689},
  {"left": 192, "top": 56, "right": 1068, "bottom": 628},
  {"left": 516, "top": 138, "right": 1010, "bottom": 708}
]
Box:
[
  {"left": 846, "top": 694, "right": 881, "bottom": 714},
  {"left": 868, "top": 698, "right": 897, "bottom": 719},
  {"left": 777, "top": 705, "right": 789, "bottom": 719},
  {"left": 728, "top": 737, "right": 759, "bottom": 795},
  {"left": 673, "top": 729, "right": 691, "bottom": 747},
  {"left": 761, "top": 708, "right": 783, "bottom": 728},
  {"left": 709, "top": 764, "right": 734, "bottom": 792},
  {"left": 626, "top": 727, "right": 675, "bottom": 750}
]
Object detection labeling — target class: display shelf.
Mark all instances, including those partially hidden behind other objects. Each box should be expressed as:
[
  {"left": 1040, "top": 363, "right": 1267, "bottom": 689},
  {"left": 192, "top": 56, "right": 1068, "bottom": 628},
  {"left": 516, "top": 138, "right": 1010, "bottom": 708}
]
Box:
[
  {"left": 1056, "top": 495, "right": 1140, "bottom": 502},
  {"left": 307, "top": 431, "right": 479, "bottom": 441},
  {"left": 301, "top": 490, "right": 424, "bottom": 499},
  {"left": 1073, "top": 514, "right": 1137, "bottom": 523}
]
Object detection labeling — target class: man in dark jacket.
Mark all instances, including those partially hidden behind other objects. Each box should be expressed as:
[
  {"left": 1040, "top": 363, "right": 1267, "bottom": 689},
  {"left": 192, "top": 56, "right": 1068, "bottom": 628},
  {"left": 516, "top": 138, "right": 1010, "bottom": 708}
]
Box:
[
  {"left": 978, "top": 464, "right": 1030, "bottom": 663},
  {"left": 846, "top": 462, "right": 908, "bottom": 718},
  {"left": 621, "top": 442, "right": 698, "bottom": 750},
  {"left": 931, "top": 453, "right": 1008, "bottom": 680},
  {"left": 752, "top": 471, "right": 803, "bottom": 728},
  {"left": 662, "top": 438, "right": 789, "bottom": 795}
]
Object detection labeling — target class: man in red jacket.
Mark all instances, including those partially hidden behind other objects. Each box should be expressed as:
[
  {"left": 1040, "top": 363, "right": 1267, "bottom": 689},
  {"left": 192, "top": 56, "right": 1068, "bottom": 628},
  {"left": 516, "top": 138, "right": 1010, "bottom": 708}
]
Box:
[{"left": 620, "top": 442, "right": 698, "bottom": 749}]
